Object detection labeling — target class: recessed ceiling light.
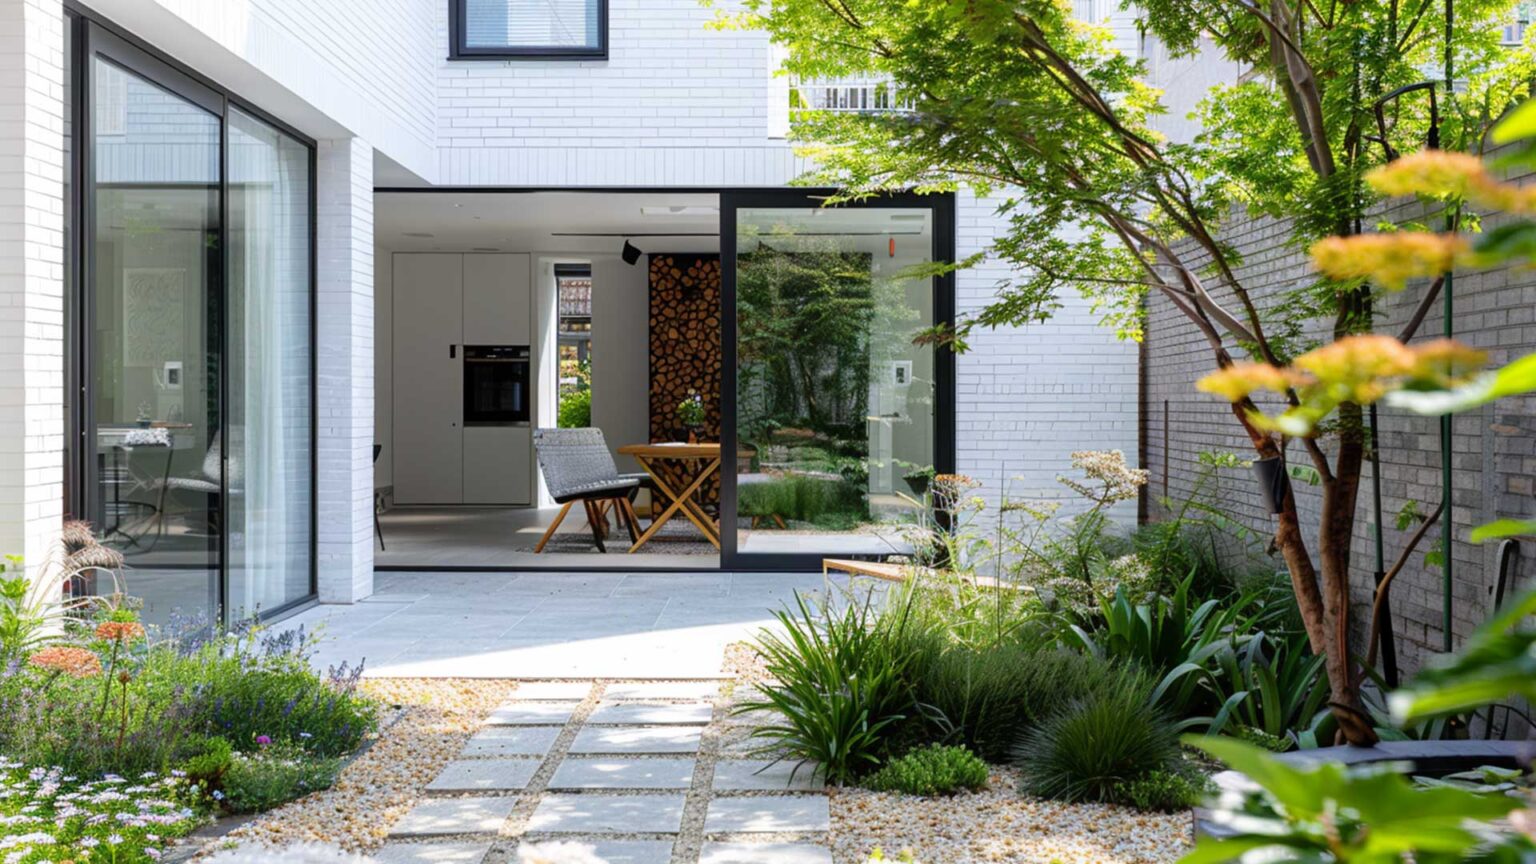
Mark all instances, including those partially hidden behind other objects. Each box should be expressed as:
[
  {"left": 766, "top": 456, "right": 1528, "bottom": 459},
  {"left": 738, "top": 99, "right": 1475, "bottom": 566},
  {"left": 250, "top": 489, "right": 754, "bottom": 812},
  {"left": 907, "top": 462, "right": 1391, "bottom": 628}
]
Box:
[
  {"left": 404, "top": 232, "right": 435, "bottom": 238},
  {"left": 641, "top": 205, "right": 719, "bottom": 217},
  {"left": 471, "top": 247, "right": 500, "bottom": 252}
]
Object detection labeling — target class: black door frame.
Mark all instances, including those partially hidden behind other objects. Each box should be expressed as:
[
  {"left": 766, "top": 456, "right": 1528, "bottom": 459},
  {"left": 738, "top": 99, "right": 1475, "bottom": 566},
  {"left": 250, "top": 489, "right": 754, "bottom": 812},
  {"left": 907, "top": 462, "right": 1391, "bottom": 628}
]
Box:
[
  {"left": 69, "top": 8, "right": 319, "bottom": 624},
  {"left": 719, "top": 188, "right": 957, "bottom": 571}
]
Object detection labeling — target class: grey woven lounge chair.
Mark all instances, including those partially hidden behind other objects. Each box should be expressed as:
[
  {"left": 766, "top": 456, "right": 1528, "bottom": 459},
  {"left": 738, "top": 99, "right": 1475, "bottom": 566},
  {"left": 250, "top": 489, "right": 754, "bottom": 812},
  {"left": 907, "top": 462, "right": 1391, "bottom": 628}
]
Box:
[{"left": 532, "top": 428, "right": 641, "bottom": 553}]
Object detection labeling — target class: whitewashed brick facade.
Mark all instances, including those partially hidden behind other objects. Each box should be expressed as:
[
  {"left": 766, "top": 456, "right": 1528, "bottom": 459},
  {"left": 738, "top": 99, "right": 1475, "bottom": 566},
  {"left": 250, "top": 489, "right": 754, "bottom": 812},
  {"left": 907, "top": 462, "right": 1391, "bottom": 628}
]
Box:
[
  {"left": 0, "top": 0, "right": 66, "bottom": 574},
  {"left": 316, "top": 137, "right": 375, "bottom": 603}
]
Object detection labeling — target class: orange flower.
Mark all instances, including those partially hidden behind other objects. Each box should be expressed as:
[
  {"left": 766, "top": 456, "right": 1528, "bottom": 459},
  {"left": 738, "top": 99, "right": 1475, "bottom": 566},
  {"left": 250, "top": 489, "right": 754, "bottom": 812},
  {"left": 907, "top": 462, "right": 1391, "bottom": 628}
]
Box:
[
  {"left": 95, "top": 620, "right": 145, "bottom": 643},
  {"left": 1310, "top": 232, "right": 1468, "bottom": 291},
  {"left": 1196, "top": 362, "right": 1312, "bottom": 402},
  {"left": 1410, "top": 338, "right": 1489, "bottom": 387},
  {"left": 28, "top": 646, "right": 103, "bottom": 678},
  {"left": 1294, "top": 335, "right": 1418, "bottom": 404}
]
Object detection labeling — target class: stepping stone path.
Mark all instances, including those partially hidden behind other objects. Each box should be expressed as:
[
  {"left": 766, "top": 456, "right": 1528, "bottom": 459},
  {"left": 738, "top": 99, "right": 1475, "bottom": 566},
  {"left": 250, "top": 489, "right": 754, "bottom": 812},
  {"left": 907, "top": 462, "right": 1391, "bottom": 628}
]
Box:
[{"left": 379, "top": 679, "right": 831, "bottom": 864}]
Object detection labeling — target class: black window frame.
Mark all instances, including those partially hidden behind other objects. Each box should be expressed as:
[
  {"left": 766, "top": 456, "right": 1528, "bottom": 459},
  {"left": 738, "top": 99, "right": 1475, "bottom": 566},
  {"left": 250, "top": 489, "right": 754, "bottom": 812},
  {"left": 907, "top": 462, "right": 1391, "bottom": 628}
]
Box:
[
  {"left": 65, "top": 4, "right": 320, "bottom": 626},
  {"left": 449, "top": 0, "right": 610, "bottom": 60}
]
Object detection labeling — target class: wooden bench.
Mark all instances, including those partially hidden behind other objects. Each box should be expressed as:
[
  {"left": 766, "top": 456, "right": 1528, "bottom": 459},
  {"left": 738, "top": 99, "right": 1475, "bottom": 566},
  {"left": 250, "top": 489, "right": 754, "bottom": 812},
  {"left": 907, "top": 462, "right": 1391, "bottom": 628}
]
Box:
[{"left": 820, "top": 557, "right": 1022, "bottom": 598}]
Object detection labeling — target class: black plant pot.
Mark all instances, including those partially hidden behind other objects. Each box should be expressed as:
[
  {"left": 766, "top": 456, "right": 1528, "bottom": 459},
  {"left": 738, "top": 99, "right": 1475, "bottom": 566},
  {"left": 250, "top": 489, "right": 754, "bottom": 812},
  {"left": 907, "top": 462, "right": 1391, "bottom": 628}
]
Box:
[
  {"left": 904, "top": 475, "right": 931, "bottom": 497},
  {"left": 1251, "top": 456, "right": 1291, "bottom": 514}
]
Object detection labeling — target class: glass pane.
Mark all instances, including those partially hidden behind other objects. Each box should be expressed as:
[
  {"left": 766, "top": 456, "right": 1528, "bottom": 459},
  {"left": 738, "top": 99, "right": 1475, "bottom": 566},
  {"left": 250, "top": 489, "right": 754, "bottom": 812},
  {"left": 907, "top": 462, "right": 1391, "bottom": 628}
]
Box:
[
  {"left": 90, "top": 56, "right": 221, "bottom": 626},
  {"left": 734, "top": 207, "right": 936, "bottom": 557},
  {"left": 464, "top": 0, "right": 601, "bottom": 49},
  {"left": 227, "top": 108, "right": 313, "bottom": 619}
]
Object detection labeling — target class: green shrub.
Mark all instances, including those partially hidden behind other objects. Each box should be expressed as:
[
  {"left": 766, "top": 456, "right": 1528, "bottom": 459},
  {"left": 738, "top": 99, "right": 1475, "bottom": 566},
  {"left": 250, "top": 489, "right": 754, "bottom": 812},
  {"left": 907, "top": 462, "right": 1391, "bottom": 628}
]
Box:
[
  {"left": 558, "top": 387, "right": 591, "bottom": 428},
  {"left": 864, "top": 744, "right": 988, "bottom": 796},
  {"left": 221, "top": 742, "right": 342, "bottom": 814},
  {"left": 740, "top": 592, "right": 917, "bottom": 785},
  {"left": 1111, "top": 766, "right": 1211, "bottom": 812},
  {"left": 1014, "top": 670, "right": 1180, "bottom": 804},
  {"left": 185, "top": 735, "right": 234, "bottom": 785}
]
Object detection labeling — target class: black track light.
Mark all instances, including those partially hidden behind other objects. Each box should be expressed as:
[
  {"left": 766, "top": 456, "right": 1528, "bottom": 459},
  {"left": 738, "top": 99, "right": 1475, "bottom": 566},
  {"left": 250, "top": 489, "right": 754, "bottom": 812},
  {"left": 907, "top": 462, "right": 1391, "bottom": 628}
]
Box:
[{"left": 621, "top": 239, "right": 642, "bottom": 265}]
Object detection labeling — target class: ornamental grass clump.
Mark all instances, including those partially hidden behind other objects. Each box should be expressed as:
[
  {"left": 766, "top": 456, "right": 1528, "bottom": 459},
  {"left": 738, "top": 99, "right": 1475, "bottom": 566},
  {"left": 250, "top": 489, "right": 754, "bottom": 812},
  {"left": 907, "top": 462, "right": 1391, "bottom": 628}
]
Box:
[{"left": 1013, "top": 668, "right": 1181, "bottom": 806}]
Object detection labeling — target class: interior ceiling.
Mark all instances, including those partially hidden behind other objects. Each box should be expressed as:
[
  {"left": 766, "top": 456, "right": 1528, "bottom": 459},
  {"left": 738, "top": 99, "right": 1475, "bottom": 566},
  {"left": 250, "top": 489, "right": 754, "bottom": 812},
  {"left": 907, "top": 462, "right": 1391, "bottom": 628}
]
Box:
[
  {"left": 374, "top": 191, "right": 935, "bottom": 258},
  {"left": 375, "top": 191, "right": 723, "bottom": 256}
]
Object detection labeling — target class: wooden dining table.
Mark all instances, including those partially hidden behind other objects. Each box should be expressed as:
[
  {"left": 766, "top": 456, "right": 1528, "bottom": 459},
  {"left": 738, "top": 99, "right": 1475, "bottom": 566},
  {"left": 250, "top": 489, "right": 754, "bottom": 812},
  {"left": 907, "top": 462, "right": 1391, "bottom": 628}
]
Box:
[{"left": 617, "top": 442, "right": 721, "bottom": 552}]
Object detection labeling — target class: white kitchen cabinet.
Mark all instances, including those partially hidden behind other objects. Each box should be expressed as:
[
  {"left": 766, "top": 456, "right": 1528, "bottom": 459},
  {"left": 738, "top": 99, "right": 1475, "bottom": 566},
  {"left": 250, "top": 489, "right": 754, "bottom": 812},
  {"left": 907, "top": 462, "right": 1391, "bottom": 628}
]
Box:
[
  {"left": 463, "top": 426, "right": 532, "bottom": 505},
  {"left": 463, "top": 254, "right": 531, "bottom": 345},
  {"left": 391, "top": 252, "right": 536, "bottom": 506},
  {"left": 392, "top": 254, "right": 465, "bottom": 505}
]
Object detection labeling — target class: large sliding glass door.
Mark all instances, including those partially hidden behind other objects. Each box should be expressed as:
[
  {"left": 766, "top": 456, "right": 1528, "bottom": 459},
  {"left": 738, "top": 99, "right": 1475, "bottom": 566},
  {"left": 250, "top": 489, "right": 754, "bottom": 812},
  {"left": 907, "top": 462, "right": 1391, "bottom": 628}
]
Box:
[
  {"left": 76, "top": 19, "right": 315, "bottom": 625},
  {"left": 721, "top": 191, "right": 954, "bottom": 569}
]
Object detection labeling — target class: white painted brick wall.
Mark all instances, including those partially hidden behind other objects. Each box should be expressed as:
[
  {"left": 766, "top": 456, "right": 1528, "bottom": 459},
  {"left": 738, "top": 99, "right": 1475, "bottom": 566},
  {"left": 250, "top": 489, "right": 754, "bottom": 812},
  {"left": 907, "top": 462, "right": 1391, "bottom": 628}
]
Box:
[
  {"left": 955, "top": 195, "right": 1140, "bottom": 523},
  {"left": 0, "top": 0, "right": 66, "bottom": 574},
  {"left": 316, "top": 137, "right": 374, "bottom": 603},
  {"left": 82, "top": 0, "right": 439, "bottom": 181}
]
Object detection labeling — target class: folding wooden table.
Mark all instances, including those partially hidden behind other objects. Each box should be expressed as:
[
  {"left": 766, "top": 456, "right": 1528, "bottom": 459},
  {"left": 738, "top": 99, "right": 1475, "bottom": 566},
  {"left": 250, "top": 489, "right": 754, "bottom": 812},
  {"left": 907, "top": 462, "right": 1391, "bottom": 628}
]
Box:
[{"left": 617, "top": 442, "right": 722, "bottom": 552}]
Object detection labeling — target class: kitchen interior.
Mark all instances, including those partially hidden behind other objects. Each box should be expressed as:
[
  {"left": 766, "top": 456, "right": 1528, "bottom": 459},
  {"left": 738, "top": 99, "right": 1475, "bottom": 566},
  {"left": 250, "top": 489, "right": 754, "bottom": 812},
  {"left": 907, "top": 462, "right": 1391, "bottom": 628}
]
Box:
[{"left": 373, "top": 190, "right": 724, "bottom": 569}]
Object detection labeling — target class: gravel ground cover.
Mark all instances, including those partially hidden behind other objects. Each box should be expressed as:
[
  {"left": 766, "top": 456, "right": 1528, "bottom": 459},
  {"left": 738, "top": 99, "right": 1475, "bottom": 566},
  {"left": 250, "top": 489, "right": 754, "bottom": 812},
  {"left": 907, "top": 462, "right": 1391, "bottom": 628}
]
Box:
[{"left": 828, "top": 767, "right": 1191, "bottom": 864}]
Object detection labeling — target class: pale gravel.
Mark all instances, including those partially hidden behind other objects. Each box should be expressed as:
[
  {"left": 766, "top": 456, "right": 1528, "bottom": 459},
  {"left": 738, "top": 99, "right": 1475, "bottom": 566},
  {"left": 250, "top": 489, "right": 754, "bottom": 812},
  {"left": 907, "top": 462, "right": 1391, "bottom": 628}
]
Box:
[{"left": 829, "top": 767, "right": 1193, "bottom": 864}]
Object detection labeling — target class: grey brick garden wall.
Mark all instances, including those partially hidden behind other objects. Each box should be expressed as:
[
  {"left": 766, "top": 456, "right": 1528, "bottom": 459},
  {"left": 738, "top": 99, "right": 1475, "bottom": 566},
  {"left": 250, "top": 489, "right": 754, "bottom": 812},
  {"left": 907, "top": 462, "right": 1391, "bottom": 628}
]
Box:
[{"left": 1146, "top": 195, "right": 1536, "bottom": 678}]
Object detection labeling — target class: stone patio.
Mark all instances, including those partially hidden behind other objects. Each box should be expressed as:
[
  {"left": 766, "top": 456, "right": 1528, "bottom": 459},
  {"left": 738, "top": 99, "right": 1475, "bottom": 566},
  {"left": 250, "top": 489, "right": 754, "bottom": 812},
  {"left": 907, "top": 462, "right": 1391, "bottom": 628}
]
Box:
[{"left": 277, "top": 570, "right": 823, "bottom": 680}]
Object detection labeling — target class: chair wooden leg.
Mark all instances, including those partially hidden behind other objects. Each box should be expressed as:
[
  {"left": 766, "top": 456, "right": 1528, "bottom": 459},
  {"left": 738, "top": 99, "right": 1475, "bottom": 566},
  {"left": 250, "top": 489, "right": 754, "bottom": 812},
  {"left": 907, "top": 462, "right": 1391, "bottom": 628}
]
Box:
[
  {"left": 772, "top": 514, "right": 788, "bottom": 530},
  {"left": 534, "top": 501, "right": 574, "bottom": 553},
  {"left": 618, "top": 497, "right": 642, "bottom": 544}
]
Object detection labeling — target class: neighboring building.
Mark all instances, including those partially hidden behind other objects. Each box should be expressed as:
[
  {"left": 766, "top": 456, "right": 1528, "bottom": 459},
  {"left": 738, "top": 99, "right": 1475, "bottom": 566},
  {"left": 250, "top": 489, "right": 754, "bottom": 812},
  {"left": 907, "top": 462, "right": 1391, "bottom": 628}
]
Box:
[{"left": 0, "top": 0, "right": 1145, "bottom": 625}]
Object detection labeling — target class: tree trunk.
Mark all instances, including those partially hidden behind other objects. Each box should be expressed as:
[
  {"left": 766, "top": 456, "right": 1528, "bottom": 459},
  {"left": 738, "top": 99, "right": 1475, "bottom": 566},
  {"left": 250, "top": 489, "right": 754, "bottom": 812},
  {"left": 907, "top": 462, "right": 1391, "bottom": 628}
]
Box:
[{"left": 1317, "top": 404, "right": 1379, "bottom": 745}]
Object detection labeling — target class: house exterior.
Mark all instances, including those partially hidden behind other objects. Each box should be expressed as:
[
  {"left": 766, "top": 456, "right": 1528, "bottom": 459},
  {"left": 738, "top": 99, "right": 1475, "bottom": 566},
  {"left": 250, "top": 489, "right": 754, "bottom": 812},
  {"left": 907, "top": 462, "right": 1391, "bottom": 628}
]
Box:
[{"left": 0, "top": 0, "right": 1147, "bottom": 622}]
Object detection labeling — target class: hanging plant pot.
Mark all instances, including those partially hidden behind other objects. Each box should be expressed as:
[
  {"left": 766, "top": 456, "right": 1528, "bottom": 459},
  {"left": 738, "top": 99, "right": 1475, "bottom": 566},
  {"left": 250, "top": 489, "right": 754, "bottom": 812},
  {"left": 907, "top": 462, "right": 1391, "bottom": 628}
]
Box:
[{"left": 1252, "top": 456, "right": 1291, "bottom": 514}]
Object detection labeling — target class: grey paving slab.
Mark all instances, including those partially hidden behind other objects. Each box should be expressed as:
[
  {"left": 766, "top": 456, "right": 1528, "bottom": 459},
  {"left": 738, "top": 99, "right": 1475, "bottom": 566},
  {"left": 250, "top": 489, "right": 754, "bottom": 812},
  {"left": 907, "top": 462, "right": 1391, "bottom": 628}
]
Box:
[
  {"left": 587, "top": 701, "right": 714, "bottom": 725},
  {"left": 704, "top": 797, "right": 831, "bottom": 833},
  {"left": 486, "top": 701, "right": 579, "bottom": 726},
  {"left": 511, "top": 681, "right": 595, "bottom": 700},
  {"left": 527, "top": 793, "right": 687, "bottom": 834},
  {"left": 461, "top": 726, "right": 563, "bottom": 757},
  {"left": 568, "top": 725, "right": 703, "bottom": 754},
  {"left": 372, "top": 841, "right": 494, "bottom": 863},
  {"left": 548, "top": 757, "right": 697, "bottom": 790},
  {"left": 710, "top": 759, "right": 825, "bottom": 792},
  {"left": 426, "top": 758, "right": 540, "bottom": 792},
  {"left": 699, "top": 843, "right": 834, "bottom": 864},
  {"left": 604, "top": 681, "right": 722, "bottom": 701},
  {"left": 389, "top": 797, "right": 518, "bottom": 837},
  {"left": 514, "top": 840, "right": 674, "bottom": 864}
]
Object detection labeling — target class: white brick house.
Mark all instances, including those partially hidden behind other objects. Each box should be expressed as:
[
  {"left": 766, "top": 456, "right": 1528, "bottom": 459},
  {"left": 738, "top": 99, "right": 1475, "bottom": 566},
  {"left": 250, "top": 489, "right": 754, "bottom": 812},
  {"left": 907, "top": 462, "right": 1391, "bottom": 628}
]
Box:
[{"left": 0, "top": 0, "right": 1145, "bottom": 620}]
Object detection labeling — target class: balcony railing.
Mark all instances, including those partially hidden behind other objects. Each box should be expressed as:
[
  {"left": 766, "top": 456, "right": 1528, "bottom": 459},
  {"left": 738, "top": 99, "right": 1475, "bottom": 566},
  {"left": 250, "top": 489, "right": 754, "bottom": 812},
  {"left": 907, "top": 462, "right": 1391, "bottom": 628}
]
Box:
[{"left": 788, "top": 77, "right": 912, "bottom": 114}]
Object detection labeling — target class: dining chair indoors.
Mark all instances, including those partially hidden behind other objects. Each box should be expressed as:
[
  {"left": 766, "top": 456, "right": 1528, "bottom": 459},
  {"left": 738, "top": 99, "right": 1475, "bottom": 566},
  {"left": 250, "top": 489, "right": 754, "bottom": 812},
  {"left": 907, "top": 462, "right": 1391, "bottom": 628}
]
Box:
[{"left": 531, "top": 428, "right": 642, "bottom": 553}]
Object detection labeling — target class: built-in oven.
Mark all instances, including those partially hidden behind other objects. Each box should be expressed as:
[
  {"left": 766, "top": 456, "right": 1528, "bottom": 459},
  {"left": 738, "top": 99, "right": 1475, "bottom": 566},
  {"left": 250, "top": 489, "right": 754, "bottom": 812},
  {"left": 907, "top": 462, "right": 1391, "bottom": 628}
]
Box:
[{"left": 462, "top": 345, "right": 530, "bottom": 426}]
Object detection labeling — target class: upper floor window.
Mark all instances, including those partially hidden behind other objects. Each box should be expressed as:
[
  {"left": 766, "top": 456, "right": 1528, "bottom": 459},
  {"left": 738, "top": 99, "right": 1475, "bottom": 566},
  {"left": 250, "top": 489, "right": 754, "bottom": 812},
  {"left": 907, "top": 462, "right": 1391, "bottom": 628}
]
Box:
[{"left": 451, "top": 0, "right": 608, "bottom": 59}]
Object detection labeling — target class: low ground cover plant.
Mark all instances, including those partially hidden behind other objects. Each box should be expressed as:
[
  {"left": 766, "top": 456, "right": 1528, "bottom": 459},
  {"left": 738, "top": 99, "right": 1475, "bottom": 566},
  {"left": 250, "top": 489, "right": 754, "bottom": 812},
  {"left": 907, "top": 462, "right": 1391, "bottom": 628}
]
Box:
[
  {"left": 864, "top": 744, "right": 988, "bottom": 796},
  {"left": 0, "top": 758, "right": 202, "bottom": 863}
]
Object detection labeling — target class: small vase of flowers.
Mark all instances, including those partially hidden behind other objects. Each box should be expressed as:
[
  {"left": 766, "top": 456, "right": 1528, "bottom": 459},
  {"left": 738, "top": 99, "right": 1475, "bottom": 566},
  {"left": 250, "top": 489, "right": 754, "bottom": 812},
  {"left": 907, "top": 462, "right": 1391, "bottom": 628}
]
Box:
[{"left": 676, "top": 392, "right": 706, "bottom": 443}]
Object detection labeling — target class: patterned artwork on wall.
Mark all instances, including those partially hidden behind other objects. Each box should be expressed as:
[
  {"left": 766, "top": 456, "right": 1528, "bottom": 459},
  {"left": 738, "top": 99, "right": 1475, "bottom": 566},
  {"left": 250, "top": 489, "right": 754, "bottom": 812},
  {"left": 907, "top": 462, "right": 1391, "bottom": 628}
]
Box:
[{"left": 648, "top": 254, "right": 722, "bottom": 504}]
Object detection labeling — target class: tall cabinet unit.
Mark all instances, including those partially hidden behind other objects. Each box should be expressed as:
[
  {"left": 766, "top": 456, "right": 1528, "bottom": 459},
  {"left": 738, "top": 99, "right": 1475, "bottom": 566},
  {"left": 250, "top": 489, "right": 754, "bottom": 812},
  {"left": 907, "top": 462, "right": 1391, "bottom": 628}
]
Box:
[{"left": 392, "top": 253, "right": 534, "bottom": 505}]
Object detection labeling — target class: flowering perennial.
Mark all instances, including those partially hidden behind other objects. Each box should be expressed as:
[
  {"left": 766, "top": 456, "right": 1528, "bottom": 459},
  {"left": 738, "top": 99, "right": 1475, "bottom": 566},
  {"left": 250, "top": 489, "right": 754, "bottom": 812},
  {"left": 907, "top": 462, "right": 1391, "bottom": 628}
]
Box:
[
  {"left": 0, "top": 760, "right": 200, "bottom": 863},
  {"left": 26, "top": 648, "right": 102, "bottom": 679}
]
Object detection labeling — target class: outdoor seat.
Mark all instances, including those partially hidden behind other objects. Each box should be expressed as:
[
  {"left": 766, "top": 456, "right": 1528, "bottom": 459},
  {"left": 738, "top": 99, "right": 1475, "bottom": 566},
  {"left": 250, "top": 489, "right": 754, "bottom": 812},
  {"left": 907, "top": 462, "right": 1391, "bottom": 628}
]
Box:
[{"left": 532, "top": 428, "right": 642, "bottom": 553}]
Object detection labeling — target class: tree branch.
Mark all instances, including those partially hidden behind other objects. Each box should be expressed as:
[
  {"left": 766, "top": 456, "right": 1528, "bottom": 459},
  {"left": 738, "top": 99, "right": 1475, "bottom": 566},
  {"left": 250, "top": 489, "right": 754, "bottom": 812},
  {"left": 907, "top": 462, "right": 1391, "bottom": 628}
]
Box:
[{"left": 1365, "top": 500, "right": 1444, "bottom": 669}]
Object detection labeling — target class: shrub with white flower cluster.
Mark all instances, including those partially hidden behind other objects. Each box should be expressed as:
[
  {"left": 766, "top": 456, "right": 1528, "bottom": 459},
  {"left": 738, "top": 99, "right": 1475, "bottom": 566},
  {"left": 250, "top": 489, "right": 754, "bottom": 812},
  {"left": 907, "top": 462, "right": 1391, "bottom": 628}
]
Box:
[{"left": 0, "top": 759, "right": 200, "bottom": 864}]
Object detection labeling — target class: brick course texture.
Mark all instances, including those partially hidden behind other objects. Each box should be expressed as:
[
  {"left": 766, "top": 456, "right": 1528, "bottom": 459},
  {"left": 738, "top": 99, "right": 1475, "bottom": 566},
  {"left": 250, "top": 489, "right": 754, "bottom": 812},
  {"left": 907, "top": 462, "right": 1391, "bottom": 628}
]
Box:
[{"left": 1147, "top": 196, "right": 1536, "bottom": 678}]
